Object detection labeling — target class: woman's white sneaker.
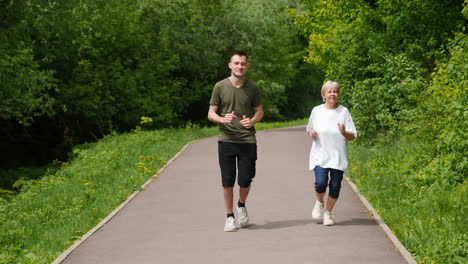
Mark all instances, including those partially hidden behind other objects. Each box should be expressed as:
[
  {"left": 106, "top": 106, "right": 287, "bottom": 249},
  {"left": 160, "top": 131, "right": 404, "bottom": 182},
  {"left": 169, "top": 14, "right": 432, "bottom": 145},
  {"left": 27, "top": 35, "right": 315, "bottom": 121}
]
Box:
[
  {"left": 323, "top": 211, "right": 335, "bottom": 226},
  {"left": 312, "top": 201, "right": 324, "bottom": 219},
  {"left": 224, "top": 216, "right": 237, "bottom": 232}
]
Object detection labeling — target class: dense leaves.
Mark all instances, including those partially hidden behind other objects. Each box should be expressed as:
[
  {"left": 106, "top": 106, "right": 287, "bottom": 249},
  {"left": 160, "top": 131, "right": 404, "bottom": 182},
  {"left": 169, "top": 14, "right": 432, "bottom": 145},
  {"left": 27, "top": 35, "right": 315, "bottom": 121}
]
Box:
[
  {"left": 289, "top": 0, "right": 465, "bottom": 139},
  {"left": 0, "top": 44, "right": 57, "bottom": 125},
  {"left": 0, "top": 0, "right": 318, "bottom": 170}
]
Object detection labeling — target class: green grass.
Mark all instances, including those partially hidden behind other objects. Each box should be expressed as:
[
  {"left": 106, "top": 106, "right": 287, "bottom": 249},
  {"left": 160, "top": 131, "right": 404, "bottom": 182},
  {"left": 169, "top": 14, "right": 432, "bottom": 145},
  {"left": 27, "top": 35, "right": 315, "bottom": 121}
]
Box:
[
  {"left": 347, "top": 138, "right": 467, "bottom": 264},
  {"left": 0, "top": 166, "right": 56, "bottom": 197},
  {"left": 0, "top": 119, "right": 306, "bottom": 264},
  {"left": 4, "top": 118, "right": 464, "bottom": 264}
]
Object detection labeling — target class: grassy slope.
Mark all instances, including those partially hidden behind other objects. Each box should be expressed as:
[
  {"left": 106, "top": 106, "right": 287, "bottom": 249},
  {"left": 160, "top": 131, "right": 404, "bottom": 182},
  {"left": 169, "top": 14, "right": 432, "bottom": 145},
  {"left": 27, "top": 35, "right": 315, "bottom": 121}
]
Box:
[{"left": 347, "top": 139, "right": 467, "bottom": 264}]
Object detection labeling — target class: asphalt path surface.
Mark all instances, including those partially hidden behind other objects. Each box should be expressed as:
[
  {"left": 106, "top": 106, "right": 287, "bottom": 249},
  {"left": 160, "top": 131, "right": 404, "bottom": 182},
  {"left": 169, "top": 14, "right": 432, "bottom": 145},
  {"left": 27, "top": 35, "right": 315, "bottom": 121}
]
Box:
[{"left": 60, "top": 126, "right": 408, "bottom": 264}]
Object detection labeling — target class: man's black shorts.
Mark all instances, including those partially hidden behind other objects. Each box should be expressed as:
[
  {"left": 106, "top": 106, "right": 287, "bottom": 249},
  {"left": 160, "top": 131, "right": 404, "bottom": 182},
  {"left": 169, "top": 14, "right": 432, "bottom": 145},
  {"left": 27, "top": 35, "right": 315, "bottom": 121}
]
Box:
[{"left": 218, "top": 141, "right": 257, "bottom": 188}]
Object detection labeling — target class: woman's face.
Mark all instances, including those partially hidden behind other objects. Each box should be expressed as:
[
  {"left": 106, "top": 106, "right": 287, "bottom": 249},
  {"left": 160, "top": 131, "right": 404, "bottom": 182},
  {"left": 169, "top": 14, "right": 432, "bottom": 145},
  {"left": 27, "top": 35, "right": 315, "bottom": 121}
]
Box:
[{"left": 323, "top": 87, "right": 339, "bottom": 104}]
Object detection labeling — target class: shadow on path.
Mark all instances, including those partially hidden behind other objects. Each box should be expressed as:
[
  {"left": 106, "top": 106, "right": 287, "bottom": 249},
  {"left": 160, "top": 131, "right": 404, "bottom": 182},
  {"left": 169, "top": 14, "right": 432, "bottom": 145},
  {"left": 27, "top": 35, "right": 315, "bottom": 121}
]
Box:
[
  {"left": 247, "top": 219, "right": 312, "bottom": 230},
  {"left": 247, "top": 217, "right": 377, "bottom": 230},
  {"left": 337, "top": 218, "right": 377, "bottom": 226}
]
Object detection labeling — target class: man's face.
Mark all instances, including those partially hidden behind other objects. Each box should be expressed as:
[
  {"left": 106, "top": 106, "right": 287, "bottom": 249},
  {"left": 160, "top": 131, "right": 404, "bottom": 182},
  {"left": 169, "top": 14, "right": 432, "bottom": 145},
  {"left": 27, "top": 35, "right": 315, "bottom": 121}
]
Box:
[{"left": 229, "top": 55, "right": 249, "bottom": 78}]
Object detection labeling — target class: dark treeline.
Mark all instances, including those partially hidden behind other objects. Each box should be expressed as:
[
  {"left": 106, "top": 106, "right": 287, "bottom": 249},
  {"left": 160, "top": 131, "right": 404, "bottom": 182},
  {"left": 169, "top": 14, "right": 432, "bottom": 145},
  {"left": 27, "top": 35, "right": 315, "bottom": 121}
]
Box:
[{"left": 0, "top": 0, "right": 322, "bottom": 173}]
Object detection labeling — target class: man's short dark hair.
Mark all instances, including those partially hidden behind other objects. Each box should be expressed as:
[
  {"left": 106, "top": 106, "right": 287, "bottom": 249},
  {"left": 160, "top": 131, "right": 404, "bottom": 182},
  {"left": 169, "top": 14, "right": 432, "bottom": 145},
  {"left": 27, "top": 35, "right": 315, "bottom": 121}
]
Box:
[{"left": 230, "top": 50, "right": 248, "bottom": 60}]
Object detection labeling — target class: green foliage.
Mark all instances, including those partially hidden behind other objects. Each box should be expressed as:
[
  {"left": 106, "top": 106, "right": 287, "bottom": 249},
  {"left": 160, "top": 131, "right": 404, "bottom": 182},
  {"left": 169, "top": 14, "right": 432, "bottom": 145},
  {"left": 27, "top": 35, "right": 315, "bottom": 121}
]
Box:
[
  {"left": 0, "top": 43, "right": 57, "bottom": 125},
  {"left": 350, "top": 54, "right": 427, "bottom": 139},
  {"left": 416, "top": 32, "right": 468, "bottom": 181},
  {"left": 289, "top": 0, "right": 465, "bottom": 139},
  {"left": 133, "top": 116, "right": 154, "bottom": 133},
  {"left": 1, "top": 0, "right": 316, "bottom": 171},
  {"left": 0, "top": 166, "right": 51, "bottom": 195},
  {"left": 42, "top": 0, "right": 180, "bottom": 130}
]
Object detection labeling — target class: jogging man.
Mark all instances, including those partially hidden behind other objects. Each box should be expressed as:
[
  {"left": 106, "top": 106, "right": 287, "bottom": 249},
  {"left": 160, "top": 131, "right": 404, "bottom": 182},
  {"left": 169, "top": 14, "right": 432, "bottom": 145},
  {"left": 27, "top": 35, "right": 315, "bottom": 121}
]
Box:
[{"left": 208, "top": 51, "right": 264, "bottom": 232}]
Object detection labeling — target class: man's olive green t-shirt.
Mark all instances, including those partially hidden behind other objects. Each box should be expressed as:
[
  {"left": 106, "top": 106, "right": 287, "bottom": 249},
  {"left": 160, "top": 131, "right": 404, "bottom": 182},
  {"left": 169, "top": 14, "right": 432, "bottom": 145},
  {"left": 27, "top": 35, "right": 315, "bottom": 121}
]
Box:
[{"left": 209, "top": 78, "right": 261, "bottom": 143}]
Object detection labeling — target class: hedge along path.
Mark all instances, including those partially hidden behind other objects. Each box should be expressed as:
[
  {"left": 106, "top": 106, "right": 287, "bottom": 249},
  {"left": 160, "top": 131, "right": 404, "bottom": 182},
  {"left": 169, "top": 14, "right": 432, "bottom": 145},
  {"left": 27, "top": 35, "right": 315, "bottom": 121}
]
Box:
[{"left": 55, "top": 126, "right": 415, "bottom": 264}]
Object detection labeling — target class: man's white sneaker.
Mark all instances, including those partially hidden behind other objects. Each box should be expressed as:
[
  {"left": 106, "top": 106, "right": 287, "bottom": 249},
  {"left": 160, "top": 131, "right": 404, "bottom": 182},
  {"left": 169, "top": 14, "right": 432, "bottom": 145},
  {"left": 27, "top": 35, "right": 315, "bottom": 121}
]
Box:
[
  {"left": 224, "top": 216, "right": 237, "bottom": 232},
  {"left": 237, "top": 206, "right": 249, "bottom": 227},
  {"left": 323, "top": 211, "right": 335, "bottom": 226},
  {"left": 312, "top": 201, "right": 324, "bottom": 219}
]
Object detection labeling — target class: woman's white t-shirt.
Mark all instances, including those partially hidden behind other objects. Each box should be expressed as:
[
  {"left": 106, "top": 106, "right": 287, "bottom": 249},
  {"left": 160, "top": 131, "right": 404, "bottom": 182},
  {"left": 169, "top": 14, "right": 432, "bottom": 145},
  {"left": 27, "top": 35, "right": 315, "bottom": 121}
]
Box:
[{"left": 306, "top": 104, "right": 357, "bottom": 173}]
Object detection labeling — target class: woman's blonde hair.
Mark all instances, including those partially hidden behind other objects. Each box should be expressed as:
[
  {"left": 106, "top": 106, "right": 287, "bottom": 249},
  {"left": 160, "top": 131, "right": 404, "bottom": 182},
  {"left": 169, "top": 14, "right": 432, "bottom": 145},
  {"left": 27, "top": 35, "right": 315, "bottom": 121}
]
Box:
[{"left": 321, "top": 81, "right": 340, "bottom": 102}]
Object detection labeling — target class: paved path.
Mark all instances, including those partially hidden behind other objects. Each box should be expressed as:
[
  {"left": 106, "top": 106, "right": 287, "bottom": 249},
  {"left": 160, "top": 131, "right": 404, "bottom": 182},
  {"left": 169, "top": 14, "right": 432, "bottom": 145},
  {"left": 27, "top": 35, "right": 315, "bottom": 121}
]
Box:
[{"left": 60, "top": 126, "right": 408, "bottom": 264}]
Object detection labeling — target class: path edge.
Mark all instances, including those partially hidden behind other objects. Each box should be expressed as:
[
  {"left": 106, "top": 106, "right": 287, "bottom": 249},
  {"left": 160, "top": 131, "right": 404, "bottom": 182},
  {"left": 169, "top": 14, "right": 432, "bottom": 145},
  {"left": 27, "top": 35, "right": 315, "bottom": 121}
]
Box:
[
  {"left": 344, "top": 177, "right": 417, "bottom": 264},
  {"left": 51, "top": 141, "right": 196, "bottom": 264}
]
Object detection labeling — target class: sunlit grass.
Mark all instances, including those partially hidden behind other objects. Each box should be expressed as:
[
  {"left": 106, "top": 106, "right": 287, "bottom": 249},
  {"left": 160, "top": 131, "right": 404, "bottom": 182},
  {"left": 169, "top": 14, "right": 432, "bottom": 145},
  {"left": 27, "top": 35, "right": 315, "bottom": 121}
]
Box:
[{"left": 347, "top": 139, "right": 467, "bottom": 264}]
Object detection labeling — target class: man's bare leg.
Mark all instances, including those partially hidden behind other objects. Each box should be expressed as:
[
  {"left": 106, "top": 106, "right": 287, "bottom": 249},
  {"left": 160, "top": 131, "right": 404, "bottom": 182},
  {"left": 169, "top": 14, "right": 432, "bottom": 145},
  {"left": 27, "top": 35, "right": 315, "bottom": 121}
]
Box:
[
  {"left": 239, "top": 185, "right": 251, "bottom": 204},
  {"left": 224, "top": 187, "right": 234, "bottom": 214}
]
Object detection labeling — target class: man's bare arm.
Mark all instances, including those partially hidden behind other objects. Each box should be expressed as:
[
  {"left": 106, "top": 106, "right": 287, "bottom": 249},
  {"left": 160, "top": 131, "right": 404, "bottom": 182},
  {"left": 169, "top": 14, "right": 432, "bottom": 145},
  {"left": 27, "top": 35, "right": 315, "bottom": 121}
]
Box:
[{"left": 208, "top": 105, "right": 237, "bottom": 124}]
